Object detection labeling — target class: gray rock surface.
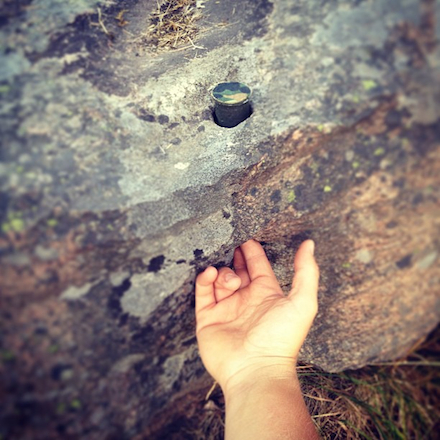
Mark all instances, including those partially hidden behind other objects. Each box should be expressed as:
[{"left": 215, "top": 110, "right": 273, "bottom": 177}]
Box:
[{"left": 1, "top": 0, "right": 439, "bottom": 437}]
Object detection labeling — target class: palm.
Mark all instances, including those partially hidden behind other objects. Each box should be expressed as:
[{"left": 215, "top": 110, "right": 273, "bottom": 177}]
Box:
[{"left": 195, "top": 240, "right": 319, "bottom": 389}]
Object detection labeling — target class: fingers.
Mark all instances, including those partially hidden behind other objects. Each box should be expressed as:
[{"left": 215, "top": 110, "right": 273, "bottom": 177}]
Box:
[
  {"left": 233, "top": 247, "right": 251, "bottom": 287},
  {"left": 239, "top": 239, "right": 278, "bottom": 283},
  {"left": 289, "top": 240, "right": 319, "bottom": 313},
  {"left": 195, "top": 266, "right": 218, "bottom": 314},
  {"left": 214, "top": 267, "right": 242, "bottom": 301}
]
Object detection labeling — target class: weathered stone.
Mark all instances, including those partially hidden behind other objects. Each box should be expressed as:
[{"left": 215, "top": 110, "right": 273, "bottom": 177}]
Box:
[
  {"left": 60, "top": 281, "right": 98, "bottom": 300},
  {"left": 0, "top": 0, "right": 439, "bottom": 437}
]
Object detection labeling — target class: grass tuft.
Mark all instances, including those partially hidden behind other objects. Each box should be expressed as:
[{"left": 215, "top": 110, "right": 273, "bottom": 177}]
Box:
[
  {"left": 140, "top": 0, "right": 202, "bottom": 51},
  {"left": 300, "top": 325, "right": 440, "bottom": 439}
]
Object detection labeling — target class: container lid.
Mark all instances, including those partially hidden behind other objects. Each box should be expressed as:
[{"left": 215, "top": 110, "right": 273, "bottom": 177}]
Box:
[{"left": 211, "top": 82, "right": 251, "bottom": 106}]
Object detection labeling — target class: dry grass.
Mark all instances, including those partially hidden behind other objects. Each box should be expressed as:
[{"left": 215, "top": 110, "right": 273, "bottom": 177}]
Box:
[
  {"left": 181, "top": 400, "right": 225, "bottom": 440},
  {"left": 139, "top": 0, "right": 202, "bottom": 51},
  {"left": 300, "top": 327, "right": 440, "bottom": 439}
]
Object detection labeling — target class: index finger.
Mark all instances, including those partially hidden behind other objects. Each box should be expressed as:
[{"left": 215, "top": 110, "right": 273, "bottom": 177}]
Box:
[{"left": 239, "top": 240, "right": 278, "bottom": 282}]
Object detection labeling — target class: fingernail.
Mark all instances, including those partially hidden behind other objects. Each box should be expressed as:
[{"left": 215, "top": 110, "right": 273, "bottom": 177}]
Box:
[
  {"left": 309, "top": 240, "right": 315, "bottom": 256},
  {"left": 225, "top": 273, "right": 237, "bottom": 282}
]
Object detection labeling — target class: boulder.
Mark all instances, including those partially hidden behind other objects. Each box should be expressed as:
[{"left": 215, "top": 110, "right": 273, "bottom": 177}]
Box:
[{"left": 1, "top": 0, "right": 439, "bottom": 437}]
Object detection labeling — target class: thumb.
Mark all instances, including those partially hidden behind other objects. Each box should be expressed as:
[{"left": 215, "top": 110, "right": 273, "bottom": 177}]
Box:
[{"left": 289, "top": 240, "right": 319, "bottom": 313}]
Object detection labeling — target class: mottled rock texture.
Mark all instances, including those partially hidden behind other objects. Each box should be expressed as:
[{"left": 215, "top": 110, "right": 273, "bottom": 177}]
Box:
[{"left": 1, "top": 0, "right": 439, "bottom": 437}]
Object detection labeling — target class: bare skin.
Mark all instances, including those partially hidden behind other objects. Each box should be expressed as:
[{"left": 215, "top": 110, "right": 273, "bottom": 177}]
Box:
[{"left": 195, "top": 239, "right": 320, "bottom": 440}]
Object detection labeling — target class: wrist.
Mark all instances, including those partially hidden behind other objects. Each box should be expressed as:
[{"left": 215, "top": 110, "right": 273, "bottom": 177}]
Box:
[
  {"left": 222, "top": 359, "right": 318, "bottom": 440},
  {"left": 221, "top": 357, "right": 299, "bottom": 399}
]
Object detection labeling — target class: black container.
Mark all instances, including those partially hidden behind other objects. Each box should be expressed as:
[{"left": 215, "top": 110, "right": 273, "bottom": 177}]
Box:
[{"left": 211, "top": 82, "right": 252, "bottom": 128}]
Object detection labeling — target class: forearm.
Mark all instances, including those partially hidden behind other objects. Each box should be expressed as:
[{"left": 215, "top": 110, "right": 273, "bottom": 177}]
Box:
[{"left": 223, "top": 364, "right": 319, "bottom": 440}]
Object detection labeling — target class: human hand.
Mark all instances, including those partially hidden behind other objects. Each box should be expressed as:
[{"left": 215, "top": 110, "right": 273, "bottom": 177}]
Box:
[{"left": 195, "top": 239, "right": 319, "bottom": 394}]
